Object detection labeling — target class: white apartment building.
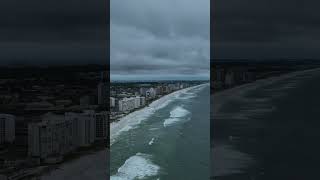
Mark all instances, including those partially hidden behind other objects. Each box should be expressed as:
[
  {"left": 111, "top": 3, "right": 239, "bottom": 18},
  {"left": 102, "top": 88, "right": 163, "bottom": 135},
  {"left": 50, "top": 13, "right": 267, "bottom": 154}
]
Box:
[
  {"left": 65, "top": 111, "right": 95, "bottom": 147},
  {"left": 134, "top": 97, "right": 140, "bottom": 109},
  {"left": 146, "top": 88, "right": 156, "bottom": 99},
  {"left": 94, "top": 111, "right": 108, "bottom": 140},
  {"left": 118, "top": 96, "right": 142, "bottom": 112},
  {"left": 28, "top": 110, "right": 107, "bottom": 160},
  {"left": 0, "top": 114, "right": 15, "bottom": 144},
  {"left": 28, "top": 113, "right": 73, "bottom": 159},
  {"left": 98, "top": 82, "right": 107, "bottom": 105},
  {"left": 140, "top": 87, "right": 148, "bottom": 96},
  {"left": 118, "top": 97, "right": 135, "bottom": 112},
  {"left": 225, "top": 70, "right": 235, "bottom": 87},
  {"left": 140, "top": 96, "right": 146, "bottom": 106},
  {"left": 110, "top": 97, "right": 116, "bottom": 107}
]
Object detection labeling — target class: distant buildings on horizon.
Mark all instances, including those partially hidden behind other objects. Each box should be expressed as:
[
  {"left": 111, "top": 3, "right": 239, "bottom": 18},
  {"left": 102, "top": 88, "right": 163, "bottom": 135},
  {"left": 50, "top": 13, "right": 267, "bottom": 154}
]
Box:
[{"left": 110, "top": 82, "right": 189, "bottom": 115}]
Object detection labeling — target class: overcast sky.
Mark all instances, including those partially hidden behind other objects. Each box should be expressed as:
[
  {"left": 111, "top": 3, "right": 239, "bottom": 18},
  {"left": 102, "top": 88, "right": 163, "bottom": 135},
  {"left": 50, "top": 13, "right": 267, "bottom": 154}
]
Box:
[
  {"left": 0, "top": 0, "right": 107, "bottom": 66},
  {"left": 110, "top": 0, "right": 210, "bottom": 81},
  {"left": 213, "top": 0, "right": 320, "bottom": 60}
]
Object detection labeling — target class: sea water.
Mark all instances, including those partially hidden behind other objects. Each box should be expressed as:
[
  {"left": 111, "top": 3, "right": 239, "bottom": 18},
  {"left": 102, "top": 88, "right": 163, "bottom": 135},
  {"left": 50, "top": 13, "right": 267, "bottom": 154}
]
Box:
[{"left": 110, "top": 84, "right": 210, "bottom": 180}]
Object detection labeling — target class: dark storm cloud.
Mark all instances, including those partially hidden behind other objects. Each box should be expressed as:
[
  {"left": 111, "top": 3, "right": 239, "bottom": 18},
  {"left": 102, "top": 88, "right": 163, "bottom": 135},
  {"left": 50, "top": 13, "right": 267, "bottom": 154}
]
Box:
[
  {"left": 111, "top": 0, "right": 210, "bottom": 79},
  {"left": 0, "top": 0, "right": 107, "bottom": 65},
  {"left": 213, "top": 0, "right": 320, "bottom": 59}
]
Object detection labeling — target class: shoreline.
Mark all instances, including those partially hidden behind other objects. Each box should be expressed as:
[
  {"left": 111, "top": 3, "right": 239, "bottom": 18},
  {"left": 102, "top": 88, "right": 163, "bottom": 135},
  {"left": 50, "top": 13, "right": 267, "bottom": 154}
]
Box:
[
  {"left": 110, "top": 83, "right": 209, "bottom": 145},
  {"left": 40, "top": 149, "right": 108, "bottom": 180},
  {"left": 212, "top": 68, "right": 320, "bottom": 178},
  {"left": 212, "top": 67, "right": 320, "bottom": 113}
]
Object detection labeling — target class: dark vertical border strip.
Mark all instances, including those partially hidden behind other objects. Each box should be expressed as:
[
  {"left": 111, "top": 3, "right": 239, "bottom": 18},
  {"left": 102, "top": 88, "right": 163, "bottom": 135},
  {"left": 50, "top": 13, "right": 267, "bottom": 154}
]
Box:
[
  {"left": 106, "top": 0, "right": 110, "bottom": 179},
  {"left": 210, "top": 0, "right": 214, "bottom": 179}
]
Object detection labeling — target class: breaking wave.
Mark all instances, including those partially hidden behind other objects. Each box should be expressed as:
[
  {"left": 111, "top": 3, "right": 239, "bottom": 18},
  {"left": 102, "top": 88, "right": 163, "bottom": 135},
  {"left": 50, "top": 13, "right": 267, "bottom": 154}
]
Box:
[
  {"left": 148, "top": 138, "right": 155, "bottom": 145},
  {"left": 163, "top": 106, "right": 190, "bottom": 127},
  {"left": 110, "top": 153, "right": 160, "bottom": 180}
]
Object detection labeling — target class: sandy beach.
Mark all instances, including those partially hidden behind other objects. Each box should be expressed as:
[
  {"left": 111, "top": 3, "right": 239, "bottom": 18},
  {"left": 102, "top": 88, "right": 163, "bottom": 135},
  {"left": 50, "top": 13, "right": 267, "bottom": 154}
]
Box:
[{"left": 40, "top": 149, "right": 109, "bottom": 180}]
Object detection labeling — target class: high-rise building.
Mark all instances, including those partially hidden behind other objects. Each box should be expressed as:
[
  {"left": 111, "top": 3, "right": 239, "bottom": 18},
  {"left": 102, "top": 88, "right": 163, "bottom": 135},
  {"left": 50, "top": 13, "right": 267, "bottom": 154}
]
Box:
[
  {"left": 28, "top": 113, "right": 73, "bottom": 159},
  {"left": 97, "top": 71, "right": 108, "bottom": 105},
  {"left": 66, "top": 111, "right": 95, "bottom": 147},
  {"left": 94, "top": 111, "right": 108, "bottom": 141},
  {"left": 0, "top": 114, "right": 15, "bottom": 145},
  {"left": 140, "top": 87, "right": 148, "bottom": 96},
  {"left": 225, "top": 70, "right": 235, "bottom": 87},
  {"left": 98, "top": 82, "right": 107, "bottom": 105},
  {"left": 118, "top": 96, "right": 142, "bottom": 112},
  {"left": 140, "top": 96, "right": 146, "bottom": 106},
  {"left": 100, "top": 71, "right": 108, "bottom": 82},
  {"left": 110, "top": 97, "right": 116, "bottom": 107},
  {"left": 134, "top": 97, "right": 141, "bottom": 109},
  {"left": 146, "top": 88, "right": 156, "bottom": 99}
]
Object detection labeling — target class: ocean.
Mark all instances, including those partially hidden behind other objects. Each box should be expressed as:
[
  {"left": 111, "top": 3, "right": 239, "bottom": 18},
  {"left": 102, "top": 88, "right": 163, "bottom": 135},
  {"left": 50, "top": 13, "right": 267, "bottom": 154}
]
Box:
[
  {"left": 212, "top": 68, "right": 320, "bottom": 179},
  {"left": 110, "top": 84, "right": 210, "bottom": 180}
]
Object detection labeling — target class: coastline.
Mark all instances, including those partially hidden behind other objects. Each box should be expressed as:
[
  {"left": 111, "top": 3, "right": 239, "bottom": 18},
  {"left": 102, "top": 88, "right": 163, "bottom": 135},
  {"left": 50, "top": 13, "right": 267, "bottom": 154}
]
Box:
[
  {"left": 110, "top": 83, "right": 209, "bottom": 145},
  {"left": 212, "top": 67, "right": 320, "bottom": 113},
  {"left": 40, "top": 149, "right": 108, "bottom": 180},
  {"left": 212, "top": 67, "right": 320, "bottom": 178}
]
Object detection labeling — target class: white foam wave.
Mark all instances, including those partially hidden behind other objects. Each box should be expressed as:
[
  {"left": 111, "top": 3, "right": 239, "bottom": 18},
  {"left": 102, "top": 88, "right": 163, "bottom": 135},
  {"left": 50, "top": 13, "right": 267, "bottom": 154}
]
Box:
[
  {"left": 111, "top": 153, "right": 159, "bottom": 180},
  {"left": 148, "top": 138, "right": 155, "bottom": 145},
  {"left": 163, "top": 118, "right": 181, "bottom": 127},
  {"left": 111, "top": 84, "right": 206, "bottom": 145},
  {"left": 163, "top": 106, "right": 190, "bottom": 127},
  {"left": 170, "top": 106, "right": 190, "bottom": 118},
  {"left": 177, "top": 94, "right": 197, "bottom": 100}
]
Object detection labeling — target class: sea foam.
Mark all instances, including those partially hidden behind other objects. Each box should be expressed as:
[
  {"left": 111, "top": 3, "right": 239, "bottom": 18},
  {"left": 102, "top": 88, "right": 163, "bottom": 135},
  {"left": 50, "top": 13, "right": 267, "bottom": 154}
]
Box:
[
  {"left": 148, "top": 138, "right": 155, "bottom": 145},
  {"left": 170, "top": 106, "right": 190, "bottom": 118},
  {"left": 111, "top": 153, "right": 160, "bottom": 180},
  {"left": 111, "top": 84, "right": 205, "bottom": 145},
  {"left": 164, "top": 106, "right": 190, "bottom": 127}
]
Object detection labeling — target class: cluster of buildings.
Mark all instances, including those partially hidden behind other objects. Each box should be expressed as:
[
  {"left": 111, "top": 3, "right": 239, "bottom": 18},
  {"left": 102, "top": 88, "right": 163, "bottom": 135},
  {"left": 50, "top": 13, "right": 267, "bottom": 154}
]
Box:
[
  {"left": 0, "top": 114, "right": 15, "bottom": 146},
  {"left": 211, "top": 66, "right": 255, "bottom": 90},
  {"left": 117, "top": 96, "right": 145, "bottom": 112},
  {"left": 110, "top": 82, "right": 189, "bottom": 121},
  {"left": 28, "top": 110, "right": 108, "bottom": 162},
  {"left": 0, "top": 68, "right": 109, "bottom": 177},
  {"left": 211, "top": 62, "right": 306, "bottom": 91}
]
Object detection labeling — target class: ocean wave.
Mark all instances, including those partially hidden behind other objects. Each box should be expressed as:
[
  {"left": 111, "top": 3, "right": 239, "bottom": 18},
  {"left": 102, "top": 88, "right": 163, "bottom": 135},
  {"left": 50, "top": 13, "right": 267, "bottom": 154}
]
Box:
[
  {"left": 148, "top": 138, "right": 155, "bottom": 145},
  {"left": 170, "top": 106, "right": 190, "bottom": 118},
  {"left": 149, "top": 127, "right": 159, "bottom": 131},
  {"left": 177, "top": 94, "right": 197, "bottom": 100},
  {"left": 163, "top": 106, "right": 190, "bottom": 127},
  {"left": 111, "top": 84, "right": 206, "bottom": 145},
  {"left": 111, "top": 153, "right": 160, "bottom": 180},
  {"left": 163, "top": 118, "right": 182, "bottom": 127}
]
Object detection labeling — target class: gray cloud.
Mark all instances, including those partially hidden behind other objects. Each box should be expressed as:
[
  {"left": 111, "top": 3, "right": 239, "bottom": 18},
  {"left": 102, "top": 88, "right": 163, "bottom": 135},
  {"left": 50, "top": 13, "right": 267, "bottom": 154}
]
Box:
[
  {"left": 111, "top": 0, "right": 210, "bottom": 80},
  {"left": 0, "top": 0, "right": 107, "bottom": 65},
  {"left": 213, "top": 0, "right": 320, "bottom": 59}
]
